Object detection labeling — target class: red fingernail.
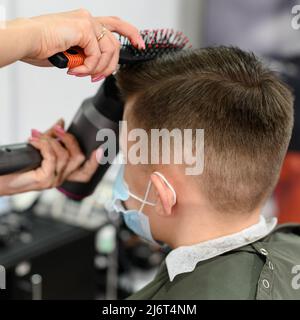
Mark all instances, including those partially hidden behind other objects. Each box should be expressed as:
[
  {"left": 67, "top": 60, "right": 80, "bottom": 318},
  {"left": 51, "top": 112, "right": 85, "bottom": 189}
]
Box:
[
  {"left": 31, "top": 129, "right": 42, "bottom": 138},
  {"left": 54, "top": 125, "right": 65, "bottom": 136},
  {"left": 67, "top": 71, "right": 80, "bottom": 76},
  {"left": 138, "top": 35, "right": 146, "bottom": 50},
  {"left": 139, "top": 42, "right": 146, "bottom": 50},
  {"left": 91, "top": 75, "right": 105, "bottom": 82}
]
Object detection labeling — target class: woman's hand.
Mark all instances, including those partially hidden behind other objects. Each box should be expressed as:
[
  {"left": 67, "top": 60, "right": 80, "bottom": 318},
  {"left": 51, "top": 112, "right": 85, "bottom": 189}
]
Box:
[
  {"left": 0, "top": 120, "right": 100, "bottom": 196},
  {"left": 0, "top": 9, "right": 145, "bottom": 81}
]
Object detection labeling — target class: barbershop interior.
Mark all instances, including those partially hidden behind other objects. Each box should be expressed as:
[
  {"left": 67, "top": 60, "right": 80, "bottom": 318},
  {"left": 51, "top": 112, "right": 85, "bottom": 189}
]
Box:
[{"left": 0, "top": 0, "right": 299, "bottom": 300}]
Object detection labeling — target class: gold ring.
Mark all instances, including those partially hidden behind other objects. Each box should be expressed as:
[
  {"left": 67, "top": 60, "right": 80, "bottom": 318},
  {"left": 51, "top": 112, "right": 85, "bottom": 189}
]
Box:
[{"left": 97, "top": 25, "right": 107, "bottom": 42}]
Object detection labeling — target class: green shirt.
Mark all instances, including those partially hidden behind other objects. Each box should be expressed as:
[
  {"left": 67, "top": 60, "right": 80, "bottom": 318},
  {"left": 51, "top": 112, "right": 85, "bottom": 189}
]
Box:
[{"left": 127, "top": 224, "right": 300, "bottom": 300}]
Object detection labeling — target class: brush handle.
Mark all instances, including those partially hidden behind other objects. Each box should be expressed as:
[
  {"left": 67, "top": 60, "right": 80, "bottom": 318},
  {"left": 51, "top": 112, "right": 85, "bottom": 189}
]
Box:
[
  {"left": 49, "top": 47, "right": 124, "bottom": 69},
  {"left": 48, "top": 47, "right": 85, "bottom": 69},
  {"left": 0, "top": 143, "right": 42, "bottom": 175}
]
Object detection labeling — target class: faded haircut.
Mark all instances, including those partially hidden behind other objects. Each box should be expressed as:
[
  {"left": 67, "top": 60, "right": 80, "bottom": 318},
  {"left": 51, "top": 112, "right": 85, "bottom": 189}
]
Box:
[{"left": 116, "top": 46, "right": 294, "bottom": 214}]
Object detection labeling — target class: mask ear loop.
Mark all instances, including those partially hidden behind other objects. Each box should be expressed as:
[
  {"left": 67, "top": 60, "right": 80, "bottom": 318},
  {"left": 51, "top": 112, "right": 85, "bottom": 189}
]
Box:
[
  {"left": 138, "top": 179, "right": 156, "bottom": 213},
  {"left": 152, "top": 172, "right": 177, "bottom": 206},
  {"left": 128, "top": 181, "right": 155, "bottom": 207}
]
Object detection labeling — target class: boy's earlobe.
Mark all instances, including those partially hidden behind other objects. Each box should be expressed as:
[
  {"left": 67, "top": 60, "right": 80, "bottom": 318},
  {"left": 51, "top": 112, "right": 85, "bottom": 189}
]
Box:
[{"left": 151, "top": 172, "right": 176, "bottom": 216}]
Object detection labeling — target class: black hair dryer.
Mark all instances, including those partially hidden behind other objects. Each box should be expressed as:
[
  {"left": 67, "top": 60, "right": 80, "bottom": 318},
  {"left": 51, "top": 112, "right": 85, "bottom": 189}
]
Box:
[{"left": 0, "top": 75, "right": 124, "bottom": 200}]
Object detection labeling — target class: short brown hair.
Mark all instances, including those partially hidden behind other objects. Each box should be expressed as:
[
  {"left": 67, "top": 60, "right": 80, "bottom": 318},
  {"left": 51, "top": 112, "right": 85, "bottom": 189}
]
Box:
[{"left": 116, "top": 46, "right": 294, "bottom": 214}]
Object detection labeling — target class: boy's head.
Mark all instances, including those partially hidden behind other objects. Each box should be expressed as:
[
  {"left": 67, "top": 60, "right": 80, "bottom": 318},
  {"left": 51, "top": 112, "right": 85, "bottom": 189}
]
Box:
[{"left": 115, "top": 46, "right": 294, "bottom": 245}]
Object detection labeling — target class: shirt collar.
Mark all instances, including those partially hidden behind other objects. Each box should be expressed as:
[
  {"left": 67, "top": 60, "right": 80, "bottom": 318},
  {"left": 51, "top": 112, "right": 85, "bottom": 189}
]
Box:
[{"left": 165, "top": 215, "right": 277, "bottom": 282}]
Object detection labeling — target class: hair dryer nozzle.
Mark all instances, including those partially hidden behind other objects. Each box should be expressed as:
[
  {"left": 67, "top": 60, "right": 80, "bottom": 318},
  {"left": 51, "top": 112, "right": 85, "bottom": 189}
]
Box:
[{"left": 58, "top": 75, "right": 124, "bottom": 200}]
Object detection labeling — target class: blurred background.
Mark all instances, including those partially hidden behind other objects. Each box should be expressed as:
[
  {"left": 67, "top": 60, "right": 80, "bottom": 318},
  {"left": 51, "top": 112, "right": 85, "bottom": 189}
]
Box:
[{"left": 0, "top": 0, "right": 299, "bottom": 299}]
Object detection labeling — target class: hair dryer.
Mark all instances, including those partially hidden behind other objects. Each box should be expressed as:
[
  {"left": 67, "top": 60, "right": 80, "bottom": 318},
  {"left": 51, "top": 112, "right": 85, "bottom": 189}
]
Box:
[{"left": 0, "top": 75, "right": 123, "bottom": 200}]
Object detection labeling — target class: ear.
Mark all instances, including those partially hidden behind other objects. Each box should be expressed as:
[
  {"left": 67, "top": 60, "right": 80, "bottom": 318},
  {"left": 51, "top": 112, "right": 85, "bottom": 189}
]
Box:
[{"left": 150, "top": 172, "right": 176, "bottom": 216}]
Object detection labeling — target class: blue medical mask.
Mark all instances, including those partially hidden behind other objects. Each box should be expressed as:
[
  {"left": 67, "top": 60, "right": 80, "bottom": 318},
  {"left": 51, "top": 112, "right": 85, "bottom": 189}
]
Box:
[{"left": 107, "top": 164, "right": 176, "bottom": 246}]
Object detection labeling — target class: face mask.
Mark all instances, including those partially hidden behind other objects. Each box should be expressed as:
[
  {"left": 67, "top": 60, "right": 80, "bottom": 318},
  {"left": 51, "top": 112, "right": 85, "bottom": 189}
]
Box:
[{"left": 108, "top": 164, "right": 176, "bottom": 246}]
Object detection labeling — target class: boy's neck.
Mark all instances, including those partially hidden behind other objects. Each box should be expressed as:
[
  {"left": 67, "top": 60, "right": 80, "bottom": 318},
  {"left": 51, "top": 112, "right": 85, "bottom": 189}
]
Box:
[{"left": 168, "top": 208, "right": 261, "bottom": 249}]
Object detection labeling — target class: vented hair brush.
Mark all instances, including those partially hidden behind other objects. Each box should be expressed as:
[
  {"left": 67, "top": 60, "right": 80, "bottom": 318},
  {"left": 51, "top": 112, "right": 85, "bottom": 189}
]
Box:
[
  {"left": 49, "top": 29, "right": 191, "bottom": 68},
  {"left": 0, "top": 29, "right": 191, "bottom": 200}
]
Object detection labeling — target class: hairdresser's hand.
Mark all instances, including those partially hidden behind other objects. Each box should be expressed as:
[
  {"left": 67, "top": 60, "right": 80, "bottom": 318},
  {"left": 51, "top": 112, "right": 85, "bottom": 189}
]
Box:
[
  {"left": 0, "top": 137, "right": 64, "bottom": 195},
  {"left": 0, "top": 120, "right": 100, "bottom": 196},
  {"left": 30, "top": 119, "right": 101, "bottom": 186},
  {"left": 22, "top": 9, "right": 144, "bottom": 81},
  {"left": 0, "top": 9, "right": 144, "bottom": 80}
]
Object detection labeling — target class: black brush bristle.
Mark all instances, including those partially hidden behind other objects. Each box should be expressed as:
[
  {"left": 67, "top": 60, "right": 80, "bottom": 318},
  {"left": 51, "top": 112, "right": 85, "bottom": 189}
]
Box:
[{"left": 119, "top": 29, "right": 191, "bottom": 64}]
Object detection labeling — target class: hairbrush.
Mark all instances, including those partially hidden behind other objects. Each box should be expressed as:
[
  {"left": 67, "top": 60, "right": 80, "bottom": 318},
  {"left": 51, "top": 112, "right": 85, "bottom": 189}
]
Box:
[{"left": 48, "top": 29, "right": 192, "bottom": 69}]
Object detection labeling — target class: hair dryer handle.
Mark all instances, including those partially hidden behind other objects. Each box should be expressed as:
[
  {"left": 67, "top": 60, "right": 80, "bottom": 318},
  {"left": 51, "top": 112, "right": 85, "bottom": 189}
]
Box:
[{"left": 0, "top": 143, "right": 42, "bottom": 175}]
